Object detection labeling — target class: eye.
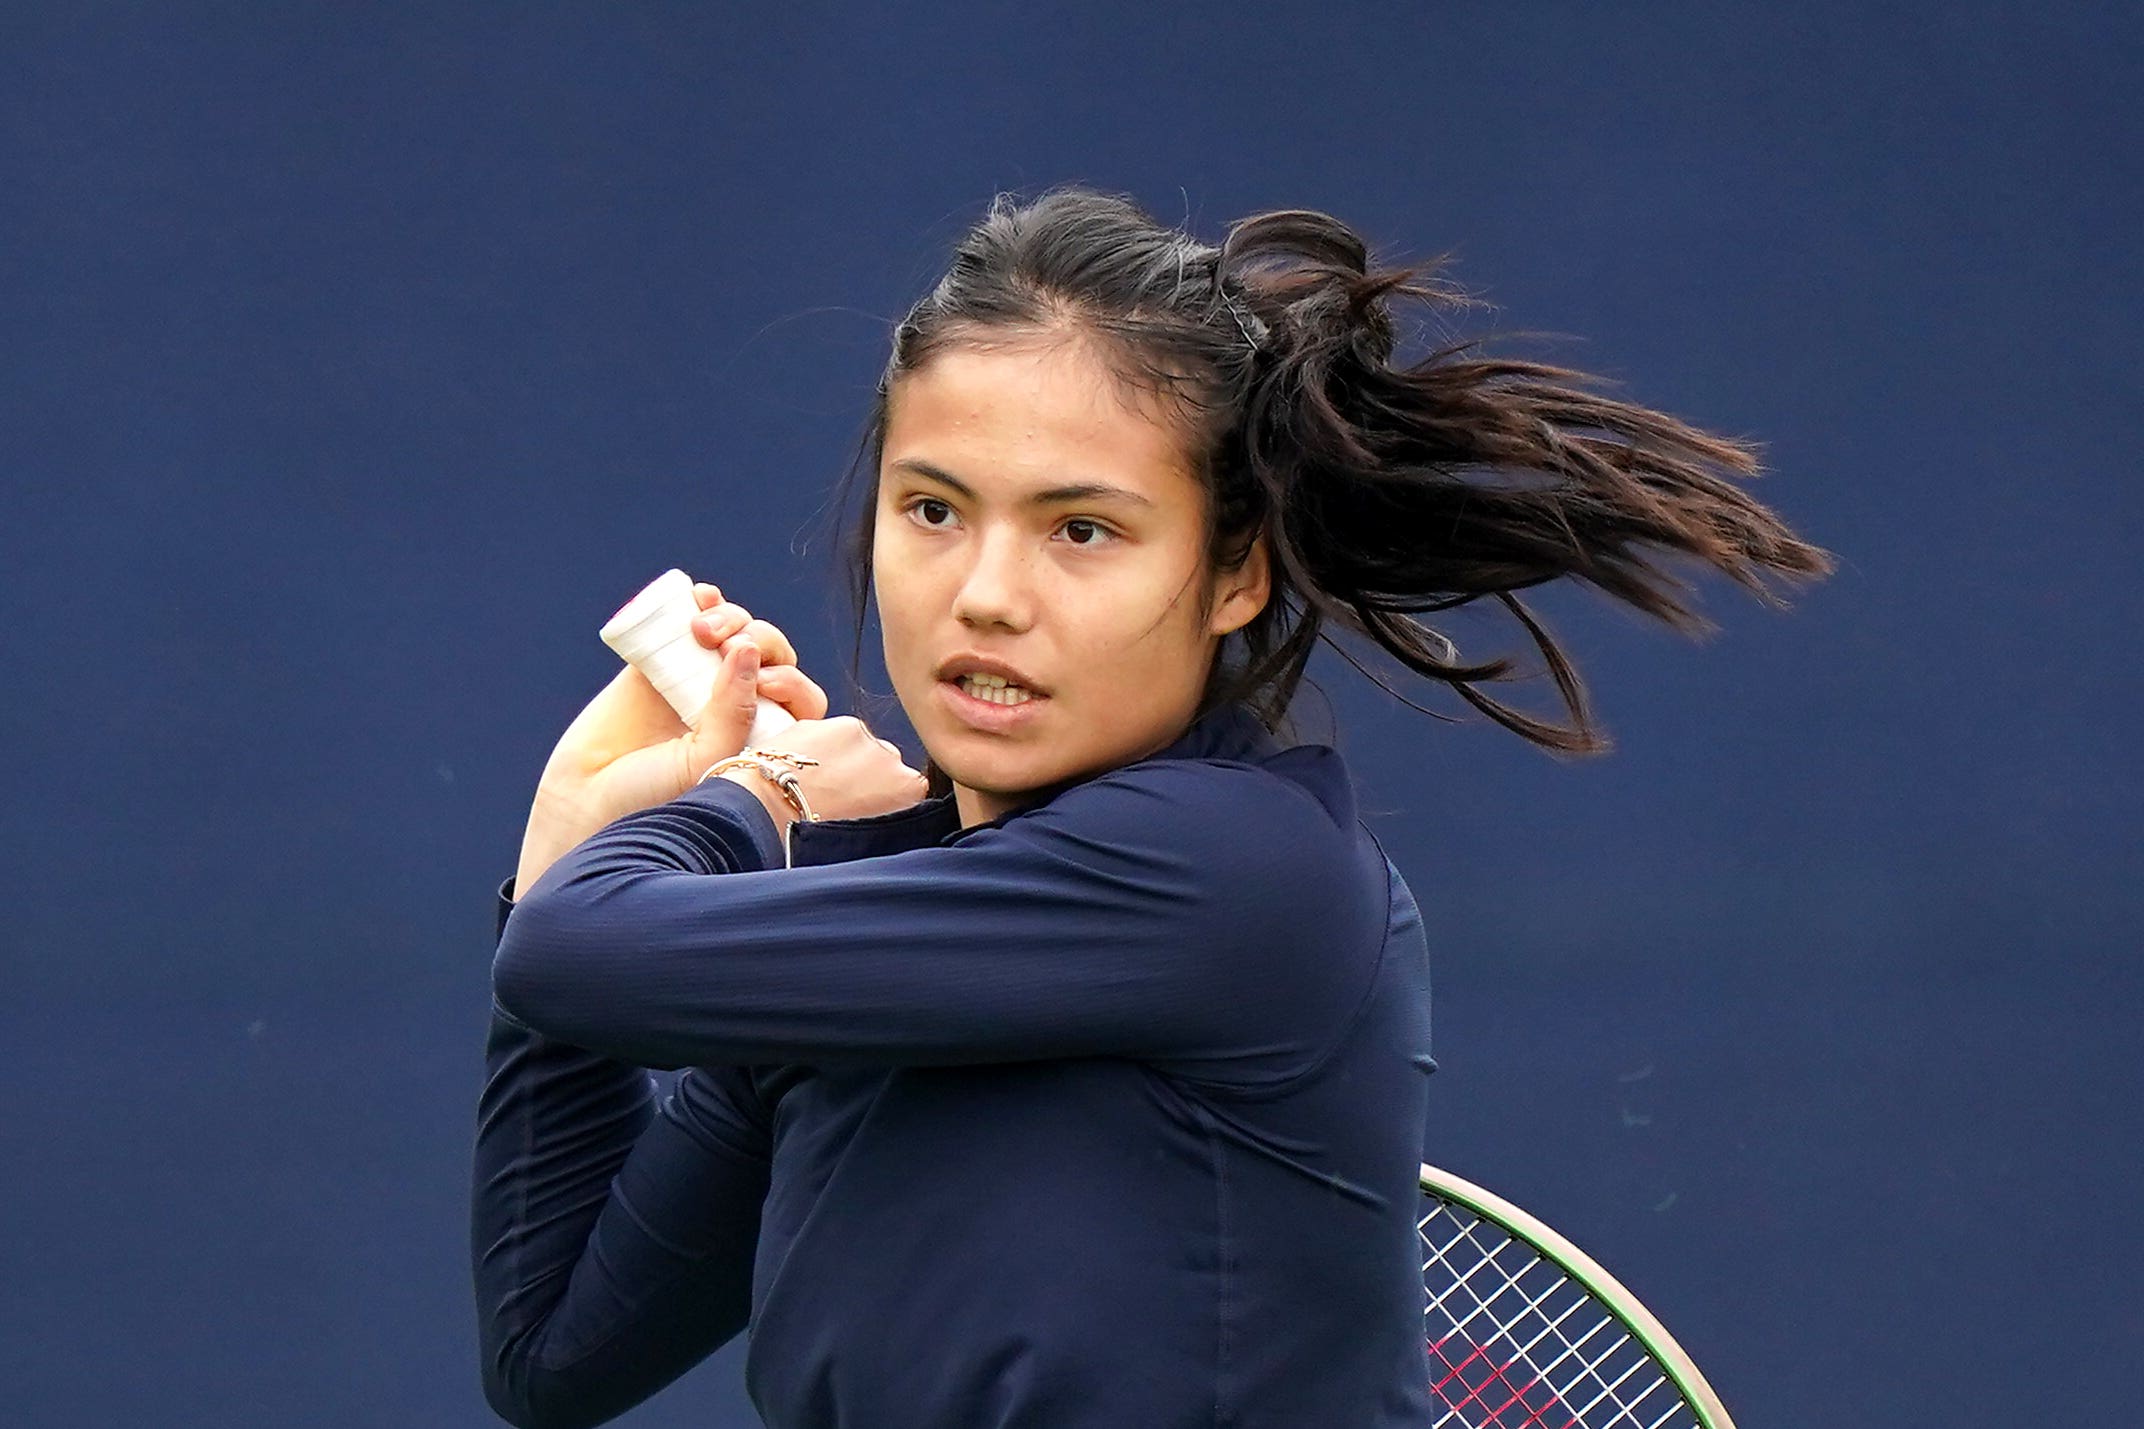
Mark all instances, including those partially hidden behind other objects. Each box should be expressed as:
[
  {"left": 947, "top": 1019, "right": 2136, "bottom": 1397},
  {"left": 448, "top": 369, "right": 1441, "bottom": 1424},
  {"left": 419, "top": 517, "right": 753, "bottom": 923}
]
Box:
[
  {"left": 1057, "top": 518, "right": 1118, "bottom": 548},
  {"left": 904, "top": 496, "right": 957, "bottom": 530},
  {"left": 902, "top": 498, "right": 1120, "bottom": 549}
]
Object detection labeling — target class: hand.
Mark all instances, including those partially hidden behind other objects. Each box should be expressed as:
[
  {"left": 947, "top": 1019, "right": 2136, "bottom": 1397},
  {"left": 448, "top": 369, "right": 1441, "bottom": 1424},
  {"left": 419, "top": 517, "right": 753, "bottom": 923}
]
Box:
[
  {"left": 683, "top": 581, "right": 829, "bottom": 730},
  {"left": 514, "top": 582, "right": 828, "bottom": 893},
  {"left": 721, "top": 714, "right": 933, "bottom": 833},
  {"left": 687, "top": 583, "right": 931, "bottom": 829}
]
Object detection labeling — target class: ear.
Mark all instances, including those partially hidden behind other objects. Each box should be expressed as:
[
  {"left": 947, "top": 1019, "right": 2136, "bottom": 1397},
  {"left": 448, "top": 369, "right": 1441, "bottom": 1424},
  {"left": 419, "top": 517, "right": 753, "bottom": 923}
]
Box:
[{"left": 1205, "top": 532, "right": 1271, "bottom": 638}]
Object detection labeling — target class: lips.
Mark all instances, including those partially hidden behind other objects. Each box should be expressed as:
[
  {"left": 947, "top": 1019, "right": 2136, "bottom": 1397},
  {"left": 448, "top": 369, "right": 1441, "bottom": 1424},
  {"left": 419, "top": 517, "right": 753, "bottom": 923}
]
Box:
[{"left": 936, "top": 654, "right": 1047, "bottom": 694}]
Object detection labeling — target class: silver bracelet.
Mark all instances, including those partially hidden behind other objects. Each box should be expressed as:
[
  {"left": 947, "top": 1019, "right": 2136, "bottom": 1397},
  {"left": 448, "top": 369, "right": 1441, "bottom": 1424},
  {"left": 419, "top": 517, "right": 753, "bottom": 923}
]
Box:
[{"left": 699, "top": 748, "right": 821, "bottom": 822}]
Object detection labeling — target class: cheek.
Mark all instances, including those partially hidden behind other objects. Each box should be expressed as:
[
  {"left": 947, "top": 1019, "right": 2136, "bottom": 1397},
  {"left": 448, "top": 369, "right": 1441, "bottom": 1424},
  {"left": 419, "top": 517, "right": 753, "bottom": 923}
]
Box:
[{"left": 1078, "top": 592, "right": 1203, "bottom": 684}]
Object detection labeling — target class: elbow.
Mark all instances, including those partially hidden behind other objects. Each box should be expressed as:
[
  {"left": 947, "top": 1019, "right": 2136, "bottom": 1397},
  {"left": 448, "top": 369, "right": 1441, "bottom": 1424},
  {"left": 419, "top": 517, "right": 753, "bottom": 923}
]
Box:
[
  {"left": 491, "top": 893, "right": 586, "bottom": 1038},
  {"left": 476, "top": 1320, "right": 548, "bottom": 1429},
  {"left": 480, "top": 1345, "right": 611, "bottom": 1429},
  {"left": 493, "top": 881, "right": 686, "bottom": 1067},
  {"left": 480, "top": 1368, "right": 547, "bottom": 1429},
  {"left": 490, "top": 928, "right": 546, "bottom": 1034},
  {"left": 482, "top": 1383, "right": 594, "bottom": 1429}
]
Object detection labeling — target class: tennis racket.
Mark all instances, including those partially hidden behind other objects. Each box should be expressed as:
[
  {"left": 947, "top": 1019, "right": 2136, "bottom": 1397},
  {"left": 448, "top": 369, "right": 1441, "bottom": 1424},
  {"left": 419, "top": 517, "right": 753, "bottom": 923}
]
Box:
[{"left": 1418, "top": 1162, "right": 1737, "bottom": 1429}]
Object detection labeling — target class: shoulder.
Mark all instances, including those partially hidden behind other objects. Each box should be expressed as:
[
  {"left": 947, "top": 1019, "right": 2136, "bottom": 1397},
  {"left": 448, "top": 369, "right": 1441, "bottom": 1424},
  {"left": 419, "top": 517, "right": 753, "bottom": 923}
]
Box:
[
  {"left": 1022, "top": 748, "right": 1350, "bottom": 846},
  {"left": 1122, "top": 740, "right": 1363, "bottom": 851},
  {"left": 1004, "top": 750, "right": 1384, "bottom": 940}
]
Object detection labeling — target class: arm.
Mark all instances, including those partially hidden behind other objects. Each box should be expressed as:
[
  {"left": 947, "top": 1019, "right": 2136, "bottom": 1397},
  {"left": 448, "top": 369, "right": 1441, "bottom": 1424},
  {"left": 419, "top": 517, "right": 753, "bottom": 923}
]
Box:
[
  {"left": 493, "top": 754, "right": 1387, "bottom": 1088},
  {"left": 473, "top": 880, "right": 772, "bottom": 1429}
]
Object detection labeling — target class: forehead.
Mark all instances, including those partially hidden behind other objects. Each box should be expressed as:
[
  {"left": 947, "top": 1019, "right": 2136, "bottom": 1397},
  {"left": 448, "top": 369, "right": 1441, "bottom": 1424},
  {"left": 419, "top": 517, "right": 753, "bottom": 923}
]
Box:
[{"left": 881, "top": 341, "right": 1199, "bottom": 509}]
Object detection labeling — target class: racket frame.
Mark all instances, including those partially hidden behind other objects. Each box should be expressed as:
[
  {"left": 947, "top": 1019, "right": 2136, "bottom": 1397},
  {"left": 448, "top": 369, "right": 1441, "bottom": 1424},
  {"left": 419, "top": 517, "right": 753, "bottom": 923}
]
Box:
[{"left": 1419, "top": 1161, "right": 1737, "bottom": 1429}]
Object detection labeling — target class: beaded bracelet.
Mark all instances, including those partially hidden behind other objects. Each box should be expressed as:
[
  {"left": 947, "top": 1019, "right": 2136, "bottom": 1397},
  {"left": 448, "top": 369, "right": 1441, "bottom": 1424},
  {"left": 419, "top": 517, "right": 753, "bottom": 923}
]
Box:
[{"left": 699, "top": 747, "right": 821, "bottom": 822}]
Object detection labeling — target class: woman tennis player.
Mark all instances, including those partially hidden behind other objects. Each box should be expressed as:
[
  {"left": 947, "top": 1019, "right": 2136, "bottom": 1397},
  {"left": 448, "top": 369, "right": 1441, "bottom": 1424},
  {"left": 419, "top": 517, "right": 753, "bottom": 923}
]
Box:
[{"left": 472, "top": 185, "right": 1831, "bottom": 1428}]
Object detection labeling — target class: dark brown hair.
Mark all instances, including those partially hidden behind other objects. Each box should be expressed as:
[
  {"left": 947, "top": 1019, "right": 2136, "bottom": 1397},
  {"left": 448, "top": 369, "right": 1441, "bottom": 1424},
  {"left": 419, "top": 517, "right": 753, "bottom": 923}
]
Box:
[{"left": 818, "top": 184, "right": 1835, "bottom": 793}]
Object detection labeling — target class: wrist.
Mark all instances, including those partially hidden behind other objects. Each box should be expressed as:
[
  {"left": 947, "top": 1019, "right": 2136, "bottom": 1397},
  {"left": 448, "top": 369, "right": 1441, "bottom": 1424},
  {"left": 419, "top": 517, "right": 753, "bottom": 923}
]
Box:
[{"left": 716, "top": 768, "right": 799, "bottom": 834}]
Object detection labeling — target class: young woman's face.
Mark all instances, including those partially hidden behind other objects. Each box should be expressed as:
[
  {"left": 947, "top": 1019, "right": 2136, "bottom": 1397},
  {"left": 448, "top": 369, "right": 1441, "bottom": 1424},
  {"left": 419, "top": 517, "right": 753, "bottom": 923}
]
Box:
[{"left": 874, "top": 339, "right": 1270, "bottom": 829}]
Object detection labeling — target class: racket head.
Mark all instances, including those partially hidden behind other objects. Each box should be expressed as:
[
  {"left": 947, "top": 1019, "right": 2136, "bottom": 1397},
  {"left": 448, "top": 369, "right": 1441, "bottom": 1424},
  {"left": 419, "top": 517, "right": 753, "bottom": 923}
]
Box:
[{"left": 1417, "top": 1162, "right": 1737, "bottom": 1429}]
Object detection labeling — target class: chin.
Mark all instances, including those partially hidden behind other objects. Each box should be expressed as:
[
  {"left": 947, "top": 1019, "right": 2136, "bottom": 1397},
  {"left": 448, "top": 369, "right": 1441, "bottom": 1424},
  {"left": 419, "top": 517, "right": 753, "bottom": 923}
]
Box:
[
  {"left": 938, "top": 749, "right": 1045, "bottom": 792},
  {"left": 952, "top": 743, "right": 1085, "bottom": 798}
]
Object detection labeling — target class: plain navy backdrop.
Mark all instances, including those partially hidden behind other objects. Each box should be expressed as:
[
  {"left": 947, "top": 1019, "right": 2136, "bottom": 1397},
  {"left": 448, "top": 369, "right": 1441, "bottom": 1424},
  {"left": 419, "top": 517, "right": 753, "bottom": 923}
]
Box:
[{"left": 4, "top": 4, "right": 2137, "bottom": 1425}]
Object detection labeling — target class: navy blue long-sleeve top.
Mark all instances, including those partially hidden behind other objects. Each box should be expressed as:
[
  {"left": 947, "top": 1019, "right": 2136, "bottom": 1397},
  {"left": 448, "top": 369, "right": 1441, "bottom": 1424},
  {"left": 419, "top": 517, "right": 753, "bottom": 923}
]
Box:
[{"left": 473, "top": 701, "right": 1436, "bottom": 1428}]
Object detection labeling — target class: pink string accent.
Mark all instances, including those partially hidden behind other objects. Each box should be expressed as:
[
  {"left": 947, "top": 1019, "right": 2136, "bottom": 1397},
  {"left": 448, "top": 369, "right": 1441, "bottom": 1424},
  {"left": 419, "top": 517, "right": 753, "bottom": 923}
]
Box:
[{"left": 1428, "top": 1334, "right": 1579, "bottom": 1429}]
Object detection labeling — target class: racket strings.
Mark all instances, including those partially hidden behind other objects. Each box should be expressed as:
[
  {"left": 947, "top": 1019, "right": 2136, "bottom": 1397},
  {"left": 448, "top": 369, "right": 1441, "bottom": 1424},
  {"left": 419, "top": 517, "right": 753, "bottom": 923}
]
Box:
[{"left": 1419, "top": 1197, "right": 1693, "bottom": 1429}]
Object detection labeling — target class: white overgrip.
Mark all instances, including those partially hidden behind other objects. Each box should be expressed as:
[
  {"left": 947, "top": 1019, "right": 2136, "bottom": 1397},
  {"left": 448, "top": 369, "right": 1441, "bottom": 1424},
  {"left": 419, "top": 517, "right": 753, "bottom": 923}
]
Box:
[{"left": 599, "top": 566, "right": 797, "bottom": 743}]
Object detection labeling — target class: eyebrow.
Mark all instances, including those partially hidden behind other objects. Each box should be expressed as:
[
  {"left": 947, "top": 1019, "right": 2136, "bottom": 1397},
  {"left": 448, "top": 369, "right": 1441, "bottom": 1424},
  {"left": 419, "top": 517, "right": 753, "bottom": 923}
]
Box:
[{"left": 888, "top": 458, "right": 1156, "bottom": 510}]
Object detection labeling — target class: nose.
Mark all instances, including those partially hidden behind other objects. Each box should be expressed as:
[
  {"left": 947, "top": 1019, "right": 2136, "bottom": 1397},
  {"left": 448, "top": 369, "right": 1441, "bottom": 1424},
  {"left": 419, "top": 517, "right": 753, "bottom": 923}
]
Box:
[{"left": 952, "top": 525, "right": 1034, "bottom": 632}]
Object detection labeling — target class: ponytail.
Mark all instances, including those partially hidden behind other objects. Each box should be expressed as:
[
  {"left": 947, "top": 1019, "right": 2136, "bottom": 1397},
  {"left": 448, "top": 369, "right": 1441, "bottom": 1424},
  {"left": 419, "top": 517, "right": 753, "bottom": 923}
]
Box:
[{"left": 1206, "top": 208, "right": 1835, "bottom": 752}]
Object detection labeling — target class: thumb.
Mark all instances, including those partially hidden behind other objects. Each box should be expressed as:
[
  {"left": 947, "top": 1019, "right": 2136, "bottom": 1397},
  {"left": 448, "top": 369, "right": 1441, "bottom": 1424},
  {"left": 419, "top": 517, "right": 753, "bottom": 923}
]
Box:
[
  {"left": 689, "top": 639, "right": 761, "bottom": 750},
  {"left": 726, "top": 638, "right": 763, "bottom": 710}
]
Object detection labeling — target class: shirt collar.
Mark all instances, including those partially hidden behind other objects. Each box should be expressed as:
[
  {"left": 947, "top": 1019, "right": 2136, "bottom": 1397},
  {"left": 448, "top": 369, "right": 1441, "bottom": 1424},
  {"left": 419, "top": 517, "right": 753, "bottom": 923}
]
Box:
[{"left": 784, "top": 700, "right": 1303, "bottom": 868}]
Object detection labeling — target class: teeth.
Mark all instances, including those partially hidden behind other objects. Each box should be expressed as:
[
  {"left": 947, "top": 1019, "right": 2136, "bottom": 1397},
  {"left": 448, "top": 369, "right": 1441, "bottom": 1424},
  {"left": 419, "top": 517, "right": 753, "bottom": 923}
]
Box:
[{"left": 958, "top": 674, "right": 1034, "bottom": 705}]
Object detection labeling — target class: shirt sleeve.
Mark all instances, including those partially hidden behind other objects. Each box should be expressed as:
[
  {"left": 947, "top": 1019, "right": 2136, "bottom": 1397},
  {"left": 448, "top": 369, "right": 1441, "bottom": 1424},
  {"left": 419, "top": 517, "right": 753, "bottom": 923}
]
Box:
[
  {"left": 492, "top": 756, "right": 1386, "bottom": 1088},
  {"left": 473, "top": 878, "right": 773, "bottom": 1429}
]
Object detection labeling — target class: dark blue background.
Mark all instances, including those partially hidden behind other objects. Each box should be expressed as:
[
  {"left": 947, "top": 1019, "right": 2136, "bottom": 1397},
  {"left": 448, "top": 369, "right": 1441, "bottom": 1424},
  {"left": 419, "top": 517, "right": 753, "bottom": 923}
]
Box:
[{"left": 6, "top": 4, "right": 2136, "bottom": 1425}]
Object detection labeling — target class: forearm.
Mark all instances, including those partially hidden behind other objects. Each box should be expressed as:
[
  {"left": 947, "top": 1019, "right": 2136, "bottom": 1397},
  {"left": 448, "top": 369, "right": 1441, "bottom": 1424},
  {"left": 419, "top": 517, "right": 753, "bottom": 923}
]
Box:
[
  {"left": 515, "top": 784, "right": 601, "bottom": 898},
  {"left": 514, "top": 772, "right": 789, "bottom": 897},
  {"left": 474, "top": 1010, "right": 771, "bottom": 1427},
  {"left": 475, "top": 881, "right": 765, "bottom": 1425},
  {"left": 489, "top": 759, "right": 1377, "bottom": 1077},
  {"left": 477, "top": 880, "right": 658, "bottom": 1416},
  {"left": 471, "top": 1002, "right": 660, "bottom": 1424}
]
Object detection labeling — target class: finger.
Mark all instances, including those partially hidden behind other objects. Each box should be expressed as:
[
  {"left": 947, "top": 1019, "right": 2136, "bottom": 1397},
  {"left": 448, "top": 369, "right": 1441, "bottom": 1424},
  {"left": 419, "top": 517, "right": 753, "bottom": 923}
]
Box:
[
  {"left": 723, "top": 617, "right": 796, "bottom": 667},
  {"left": 692, "top": 581, "right": 724, "bottom": 608},
  {"left": 754, "top": 663, "right": 829, "bottom": 720},
  {"left": 691, "top": 602, "right": 752, "bottom": 648}
]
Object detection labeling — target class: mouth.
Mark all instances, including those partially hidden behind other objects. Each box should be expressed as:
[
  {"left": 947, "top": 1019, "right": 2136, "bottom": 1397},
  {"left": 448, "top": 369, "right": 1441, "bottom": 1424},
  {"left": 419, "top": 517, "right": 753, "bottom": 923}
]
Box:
[{"left": 939, "top": 674, "right": 1048, "bottom": 730}]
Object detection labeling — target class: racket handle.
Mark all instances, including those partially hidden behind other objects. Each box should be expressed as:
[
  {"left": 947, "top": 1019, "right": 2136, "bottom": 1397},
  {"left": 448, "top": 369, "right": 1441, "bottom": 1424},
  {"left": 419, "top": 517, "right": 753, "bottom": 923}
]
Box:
[{"left": 599, "top": 567, "right": 797, "bottom": 745}]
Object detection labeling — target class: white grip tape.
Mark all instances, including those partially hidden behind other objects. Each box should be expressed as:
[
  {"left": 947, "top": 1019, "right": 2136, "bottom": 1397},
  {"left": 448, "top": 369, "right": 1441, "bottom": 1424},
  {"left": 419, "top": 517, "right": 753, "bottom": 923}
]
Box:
[{"left": 599, "top": 567, "right": 797, "bottom": 747}]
